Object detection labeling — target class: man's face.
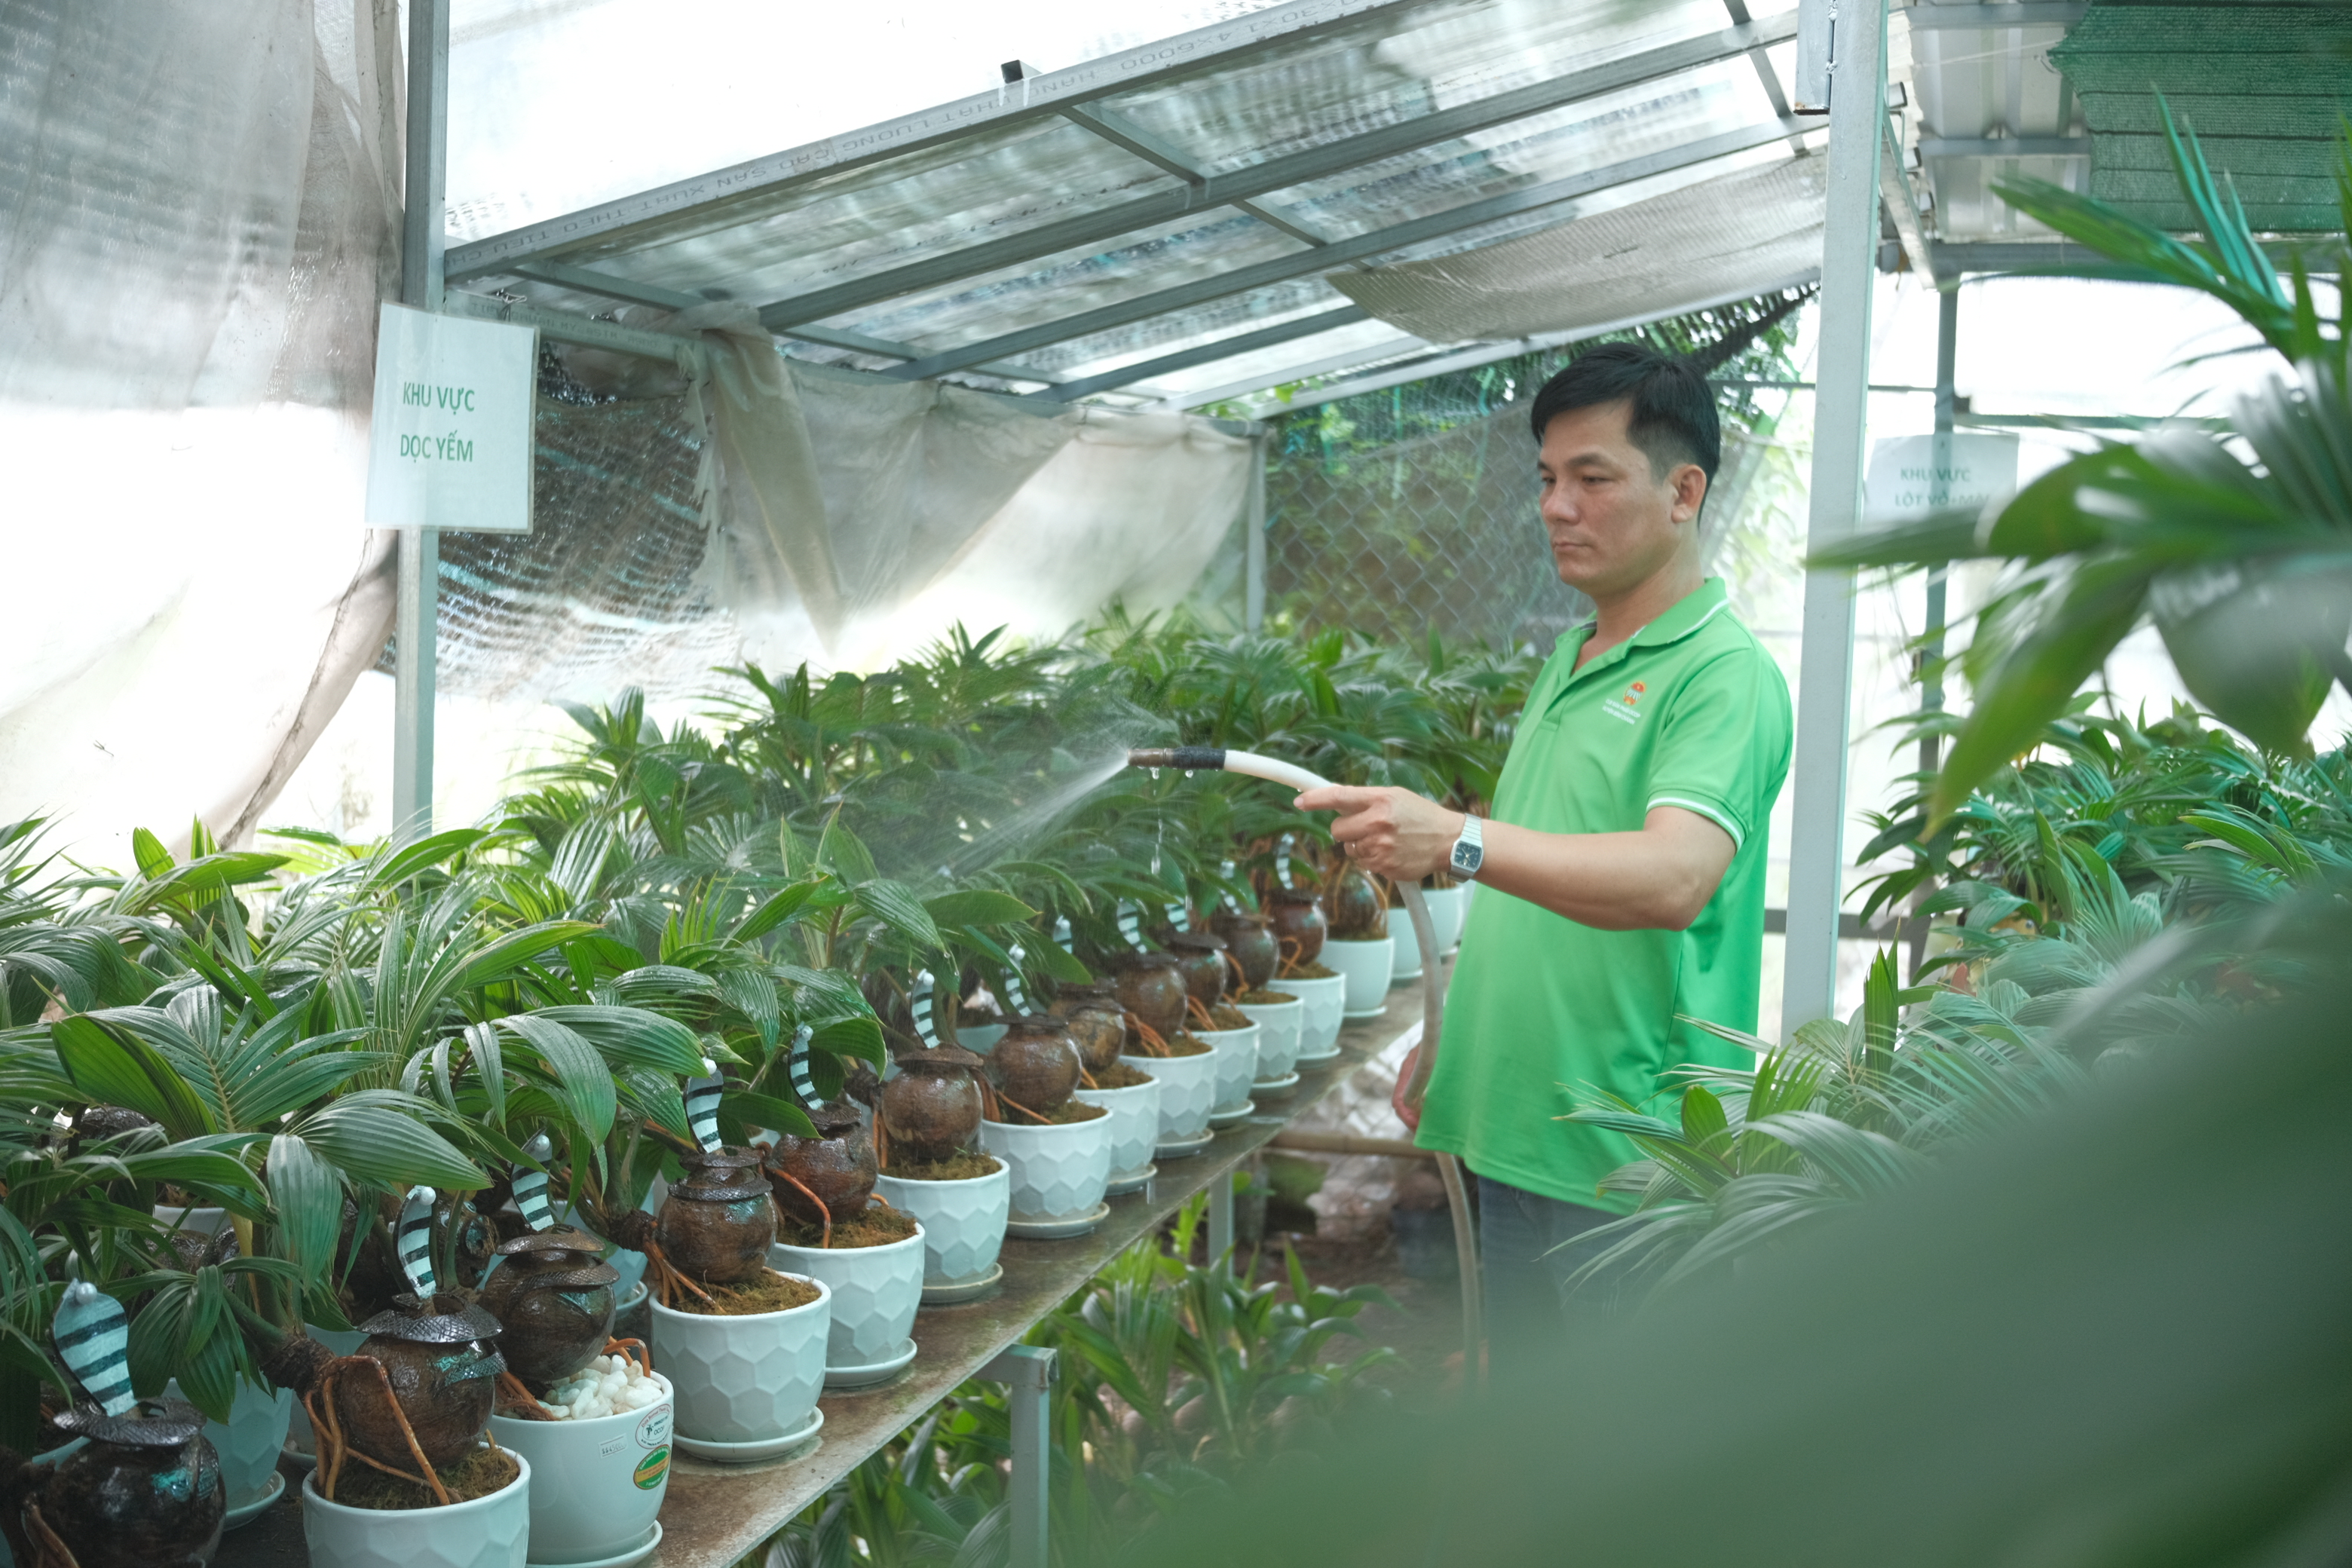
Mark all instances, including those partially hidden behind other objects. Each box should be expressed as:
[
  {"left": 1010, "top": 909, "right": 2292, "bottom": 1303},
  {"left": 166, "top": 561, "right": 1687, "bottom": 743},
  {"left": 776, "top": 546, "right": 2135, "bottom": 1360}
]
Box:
[{"left": 1536, "top": 400, "right": 1706, "bottom": 599}]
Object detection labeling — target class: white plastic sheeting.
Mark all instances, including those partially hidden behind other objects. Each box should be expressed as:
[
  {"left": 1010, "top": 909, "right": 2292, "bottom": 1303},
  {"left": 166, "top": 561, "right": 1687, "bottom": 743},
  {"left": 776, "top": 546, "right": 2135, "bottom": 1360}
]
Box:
[
  {"left": 1328, "top": 157, "right": 1827, "bottom": 344},
  {"left": 0, "top": 0, "right": 403, "bottom": 856}
]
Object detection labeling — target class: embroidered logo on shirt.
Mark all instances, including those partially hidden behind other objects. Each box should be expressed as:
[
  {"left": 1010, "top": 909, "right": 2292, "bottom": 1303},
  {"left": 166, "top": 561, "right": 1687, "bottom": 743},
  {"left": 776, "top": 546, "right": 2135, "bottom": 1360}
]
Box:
[{"left": 1602, "top": 678, "right": 1646, "bottom": 725}]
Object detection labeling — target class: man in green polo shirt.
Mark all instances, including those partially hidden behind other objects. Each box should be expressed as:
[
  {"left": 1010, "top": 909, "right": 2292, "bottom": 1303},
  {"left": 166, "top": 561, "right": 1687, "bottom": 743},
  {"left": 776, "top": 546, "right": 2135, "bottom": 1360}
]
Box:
[{"left": 1295, "top": 343, "right": 1791, "bottom": 1358}]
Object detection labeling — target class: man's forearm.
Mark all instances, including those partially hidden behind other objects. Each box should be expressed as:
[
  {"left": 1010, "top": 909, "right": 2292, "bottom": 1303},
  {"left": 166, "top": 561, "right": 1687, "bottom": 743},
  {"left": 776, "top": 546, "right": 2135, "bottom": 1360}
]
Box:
[{"left": 1472, "top": 815, "right": 1723, "bottom": 931}]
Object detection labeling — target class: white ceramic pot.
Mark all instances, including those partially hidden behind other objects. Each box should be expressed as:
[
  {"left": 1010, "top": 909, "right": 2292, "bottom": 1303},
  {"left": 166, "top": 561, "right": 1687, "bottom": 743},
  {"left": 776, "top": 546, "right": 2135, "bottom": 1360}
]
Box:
[
  {"left": 1321, "top": 936, "right": 1394, "bottom": 1014},
  {"left": 1389, "top": 920, "right": 1424, "bottom": 982},
  {"left": 981, "top": 1112, "right": 1112, "bottom": 1223},
  {"left": 1269, "top": 974, "right": 1345, "bottom": 1057},
  {"left": 1423, "top": 884, "right": 1467, "bottom": 953},
  {"left": 1239, "top": 997, "right": 1303, "bottom": 1082},
  {"left": 301, "top": 1448, "right": 530, "bottom": 1568},
  {"left": 287, "top": 1322, "right": 371, "bottom": 1459},
  {"left": 1073, "top": 1076, "right": 1160, "bottom": 1184},
  {"left": 1123, "top": 1048, "right": 1216, "bottom": 1143},
  {"left": 874, "top": 1163, "right": 1009, "bottom": 1287},
  {"left": 152, "top": 1203, "right": 231, "bottom": 1236},
  {"left": 558, "top": 1202, "right": 652, "bottom": 1303},
  {"left": 1194, "top": 1023, "right": 1260, "bottom": 1110},
  {"left": 488, "top": 1375, "right": 672, "bottom": 1566},
  {"left": 957, "top": 1022, "right": 1008, "bottom": 1053},
  {"left": 166, "top": 1374, "right": 293, "bottom": 1508},
  {"left": 768, "top": 1229, "right": 925, "bottom": 1367},
  {"left": 649, "top": 1276, "right": 830, "bottom": 1444}
]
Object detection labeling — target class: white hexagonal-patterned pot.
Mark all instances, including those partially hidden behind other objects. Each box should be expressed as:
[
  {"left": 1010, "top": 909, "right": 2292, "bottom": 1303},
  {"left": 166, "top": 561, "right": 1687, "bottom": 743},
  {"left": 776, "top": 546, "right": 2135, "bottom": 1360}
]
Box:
[
  {"left": 302, "top": 1449, "right": 529, "bottom": 1568},
  {"left": 1390, "top": 920, "right": 1424, "bottom": 982},
  {"left": 166, "top": 1374, "right": 293, "bottom": 1508},
  {"left": 1195, "top": 1023, "right": 1260, "bottom": 1110},
  {"left": 875, "top": 1163, "right": 1009, "bottom": 1287},
  {"left": 769, "top": 1227, "right": 925, "bottom": 1367},
  {"left": 1123, "top": 1048, "right": 1216, "bottom": 1144},
  {"left": 1269, "top": 974, "right": 1345, "bottom": 1058},
  {"left": 650, "top": 1275, "right": 829, "bottom": 1444},
  {"left": 1322, "top": 936, "right": 1394, "bottom": 1013},
  {"left": 1239, "top": 997, "right": 1303, "bottom": 1082},
  {"left": 488, "top": 1374, "right": 672, "bottom": 1566},
  {"left": 1422, "top": 884, "right": 1467, "bottom": 954},
  {"left": 982, "top": 1111, "right": 1112, "bottom": 1223},
  {"left": 1073, "top": 1075, "right": 1160, "bottom": 1184}
]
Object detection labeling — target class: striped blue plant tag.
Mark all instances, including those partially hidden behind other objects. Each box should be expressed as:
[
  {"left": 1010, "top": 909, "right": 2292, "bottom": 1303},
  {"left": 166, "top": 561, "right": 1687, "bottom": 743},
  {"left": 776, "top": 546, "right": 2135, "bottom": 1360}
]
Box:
[
  {"left": 1053, "top": 917, "right": 1074, "bottom": 952},
  {"left": 683, "top": 1058, "right": 725, "bottom": 1153},
  {"left": 1002, "top": 947, "right": 1031, "bottom": 1015},
  {"left": 395, "top": 1187, "right": 440, "bottom": 1298},
  {"left": 511, "top": 1134, "right": 556, "bottom": 1232},
  {"left": 1116, "top": 902, "right": 1145, "bottom": 951},
  {"left": 1220, "top": 860, "right": 1239, "bottom": 910},
  {"left": 1276, "top": 834, "right": 1297, "bottom": 889},
  {"left": 1165, "top": 898, "right": 1190, "bottom": 933},
  {"left": 786, "top": 1024, "right": 818, "bottom": 1108},
  {"left": 911, "top": 969, "right": 939, "bottom": 1046},
  {"left": 54, "top": 1281, "right": 134, "bottom": 1416}
]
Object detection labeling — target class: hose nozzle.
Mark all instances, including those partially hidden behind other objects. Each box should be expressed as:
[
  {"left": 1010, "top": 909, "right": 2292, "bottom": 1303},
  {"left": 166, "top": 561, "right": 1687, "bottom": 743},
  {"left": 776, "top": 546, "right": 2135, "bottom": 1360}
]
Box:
[{"left": 1126, "top": 747, "right": 1227, "bottom": 770}]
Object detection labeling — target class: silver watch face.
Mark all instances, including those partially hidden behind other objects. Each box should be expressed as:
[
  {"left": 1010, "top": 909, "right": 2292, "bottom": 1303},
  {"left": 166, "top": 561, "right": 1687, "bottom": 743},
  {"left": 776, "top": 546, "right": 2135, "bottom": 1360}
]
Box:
[{"left": 1451, "top": 840, "right": 1481, "bottom": 874}]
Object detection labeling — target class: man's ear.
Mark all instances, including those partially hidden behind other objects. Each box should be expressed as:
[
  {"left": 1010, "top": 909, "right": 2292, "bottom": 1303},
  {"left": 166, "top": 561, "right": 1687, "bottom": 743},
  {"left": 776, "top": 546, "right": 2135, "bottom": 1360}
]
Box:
[{"left": 1671, "top": 463, "right": 1709, "bottom": 527}]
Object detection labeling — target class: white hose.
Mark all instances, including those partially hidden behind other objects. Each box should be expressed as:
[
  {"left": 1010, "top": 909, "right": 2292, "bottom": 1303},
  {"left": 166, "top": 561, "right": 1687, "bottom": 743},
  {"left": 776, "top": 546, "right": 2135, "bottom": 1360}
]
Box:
[{"left": 1210, "top": 749, "right": 1483, "bottom": 1376}]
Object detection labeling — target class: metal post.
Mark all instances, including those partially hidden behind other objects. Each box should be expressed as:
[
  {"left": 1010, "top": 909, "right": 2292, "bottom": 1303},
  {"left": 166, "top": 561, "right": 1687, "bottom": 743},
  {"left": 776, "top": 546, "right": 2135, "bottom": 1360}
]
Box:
[
  {"left": 979, "top": 1345, "right": 1055, "bottom": 1568},
  {"left": 1207, "top": 1170, "right": 1236, "bottom": 1263},
  {"left": 394, "top": 0, "right": 449, "bottom": 841},
  {"left": 1244, "top": 435, "right": 1269, "bottom": 632},
  {"left": 1909, "top": 286, "right": 1959, "bottom": 979},
  {"left": 1780, "top": 0, "right": 1885, "bottom": 1038}
]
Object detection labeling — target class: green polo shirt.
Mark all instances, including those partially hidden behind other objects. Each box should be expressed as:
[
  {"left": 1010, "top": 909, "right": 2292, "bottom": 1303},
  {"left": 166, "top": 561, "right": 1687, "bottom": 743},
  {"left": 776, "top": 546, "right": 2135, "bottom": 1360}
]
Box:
[{"left": 1415, "top": 577, "right": 1792, "bottom": 1211}]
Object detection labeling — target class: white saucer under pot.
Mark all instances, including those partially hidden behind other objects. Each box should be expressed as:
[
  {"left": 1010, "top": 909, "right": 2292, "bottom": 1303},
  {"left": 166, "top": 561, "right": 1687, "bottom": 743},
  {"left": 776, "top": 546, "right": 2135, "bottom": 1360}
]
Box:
[
  {"left": 874, "top": 1162, "right": 1009, "bottom": 1288},
  {"left": 488, "top": 1374, "right": 672, "bottom": 1566},
  {"left": 1193, "top": 1022, "right": 1260, "bottom": 1115},
  {"left": 1422, "top": 884, "right": 1467, "bottom": 954},
  {"left": 1238, "top": 995, "right": 1303, "bottom": 1083},
  {"left": 302, "top": 1448, "right": 529, "bottom": 1568},
  {"left": 770, "top": 1227, "right": 926, "bottom": 1372},
  {"left": 166, "top": 1374, "right": 294, "bottom": 1520},
  {"left": 1123, "top": 1047, "right": 1216, "bottom": 1144},
  {"left": 981, "top": 1111, "right": 1113, "bottom": 1230},
  {"left": 1073, "top": 1074, "right": 1160, "bottom": 1193},
  {"left": 649, "top": 1274, "right": 830, "bottom": 1447},
  {"left": 1321, "top": 936, "right": 1394, "bottom": 1014},
  {"left": 1268, "top": 975, "right": 1345, "bottom": 1058}
]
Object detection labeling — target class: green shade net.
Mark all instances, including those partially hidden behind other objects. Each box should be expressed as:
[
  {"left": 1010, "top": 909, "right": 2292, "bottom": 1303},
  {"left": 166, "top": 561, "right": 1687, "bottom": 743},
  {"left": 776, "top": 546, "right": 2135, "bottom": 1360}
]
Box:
[{"left": 2052, "top": 1, "right": 2352, "bottom": 236}]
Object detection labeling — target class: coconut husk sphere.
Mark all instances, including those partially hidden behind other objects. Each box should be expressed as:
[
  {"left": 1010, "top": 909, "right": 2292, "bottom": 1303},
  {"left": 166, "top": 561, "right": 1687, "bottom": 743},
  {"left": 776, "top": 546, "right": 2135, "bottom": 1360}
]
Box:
[
  {"left": 989, "top": 1015, "right": 1083, "bottom": 1116},
  {"left": 765, "top": 1102, "right": 877, "bottom": 1228},
  {"left": 656, "top": 1147, "right": 776, "bottom": 1284},
  {"left": 1166, "top": 930, "right": 1231, "bottom": 1009},
  {"left": 880, "top": 1046, "right": 986, "bottom": 1162},
  {"left": 1110, "top": 951, "right": 1187, "bottom": 1040},
  {"left": 343, "top": 1294, "right": 506, "bottom": 1468},
  {"left": 1049, "top": 986, "right": 1127, "bottom": 1073},
  {"left": 478, "top": 1230, "right": 620, "bottom": 1389},
  {"left": 1325, "top": 862, "right": 1386, "bottom": 938},
  {"left": 1265, "top": 889, "right": 1328, "bottom": 966},
  {"left": 1211, "top": 908, "right": 1279, "bottom": 990},
  {"left": 23, "top": 1401, "right": 224, "bottom": 1568}
]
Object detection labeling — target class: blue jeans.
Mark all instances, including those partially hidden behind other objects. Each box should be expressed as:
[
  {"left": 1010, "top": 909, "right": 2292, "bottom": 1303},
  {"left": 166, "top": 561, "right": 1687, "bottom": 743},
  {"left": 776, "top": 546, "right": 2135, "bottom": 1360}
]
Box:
[{"left": 1475, "top": 1174, "right": 1623, "bottom": 1365}]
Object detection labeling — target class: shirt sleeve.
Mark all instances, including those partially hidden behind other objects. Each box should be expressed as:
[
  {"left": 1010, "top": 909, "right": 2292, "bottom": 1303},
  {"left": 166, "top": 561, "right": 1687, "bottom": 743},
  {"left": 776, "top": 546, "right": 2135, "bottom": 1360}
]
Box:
[{"left": 1643, "top": 645, "right": 1793, "bottom": 851}]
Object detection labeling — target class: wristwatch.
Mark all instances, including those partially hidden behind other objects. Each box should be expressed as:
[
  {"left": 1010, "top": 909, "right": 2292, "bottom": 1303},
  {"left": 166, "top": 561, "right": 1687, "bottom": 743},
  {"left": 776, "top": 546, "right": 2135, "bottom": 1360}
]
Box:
[{"left": 1448, "top": 813, "right": 1484, "bottom": 879}]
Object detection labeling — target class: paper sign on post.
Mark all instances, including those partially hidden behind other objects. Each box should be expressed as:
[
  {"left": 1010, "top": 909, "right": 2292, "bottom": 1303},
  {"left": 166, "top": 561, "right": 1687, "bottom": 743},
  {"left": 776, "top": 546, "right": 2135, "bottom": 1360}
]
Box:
[
  {"left": 365, "top": 303, "right": 537, "bottom": 533},
  {"left": 1865, "top": 433, "right": 2019, "bottom": 528}
]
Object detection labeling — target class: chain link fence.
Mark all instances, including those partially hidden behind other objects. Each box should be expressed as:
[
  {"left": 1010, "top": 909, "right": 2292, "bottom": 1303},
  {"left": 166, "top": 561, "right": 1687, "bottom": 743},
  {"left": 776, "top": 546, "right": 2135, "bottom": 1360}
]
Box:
[{"left": 1260, "top": 291, "right": 1811, "bottom": 652}]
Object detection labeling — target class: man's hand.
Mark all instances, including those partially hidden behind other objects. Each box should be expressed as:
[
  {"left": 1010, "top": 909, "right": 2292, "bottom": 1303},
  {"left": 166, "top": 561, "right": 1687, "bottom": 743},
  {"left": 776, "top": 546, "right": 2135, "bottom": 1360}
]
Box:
[
  {"left": 1292, "top": 785, "right": 1463, "bottom": 882},
  {"left": 1391, "top": 1043, "right": 1423, "bottom": 1131}
]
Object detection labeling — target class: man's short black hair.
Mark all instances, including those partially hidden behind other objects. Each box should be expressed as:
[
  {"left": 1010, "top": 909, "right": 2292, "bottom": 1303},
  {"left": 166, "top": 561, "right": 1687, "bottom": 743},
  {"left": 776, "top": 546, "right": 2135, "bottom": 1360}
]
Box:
[{"left": 1527, "top": 342, "right": 1721, "bottom": 485}]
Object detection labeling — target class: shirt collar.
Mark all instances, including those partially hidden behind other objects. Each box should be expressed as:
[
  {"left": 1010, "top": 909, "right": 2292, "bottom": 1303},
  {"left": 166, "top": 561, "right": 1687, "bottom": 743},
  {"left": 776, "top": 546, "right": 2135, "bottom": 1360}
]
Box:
[{"left": 1557, "top": 578, "right": 1730, "bottom": 688}]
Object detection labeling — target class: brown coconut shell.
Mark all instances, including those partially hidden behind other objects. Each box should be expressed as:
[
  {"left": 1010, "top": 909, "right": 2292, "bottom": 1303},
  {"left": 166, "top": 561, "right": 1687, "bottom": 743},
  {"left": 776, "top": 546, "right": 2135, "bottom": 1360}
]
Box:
[
  {"left": 657, "top": 1148, "right": 776, "bottom": 1284},
  {"left": 1110, "top": 952, "right": 1187, "bottom": 1041},
  {"left": 33, "top": 1403, "right": 223, "bottom": 1568},
  {"left": 765, "top": 1104, "right": 877, "bottom": 1229},
  {"left": 880, "top": 1047, "right": 986, "bottom": 1162},
  {"left": 989, "top": 1016, "right": 1083, "bottom": 1116},
  {"left": 1211, "top": 908, "right": 1279, "bottom": 990},
  {"left": 1165, "top": 930, "right": 1231, "bottom": 1010},
  {"left": 341, "top": 1294, "right": 505, "bottom": 1468},
  {"left": 477, "top": 1230, "right": 620, "bottom": 1389},
  {"left": 1325, "top": 862, "right": 1386, "bottom": 939},
  {"left": 1265, "top": 890, "right": 1328, "bottom": 967}
]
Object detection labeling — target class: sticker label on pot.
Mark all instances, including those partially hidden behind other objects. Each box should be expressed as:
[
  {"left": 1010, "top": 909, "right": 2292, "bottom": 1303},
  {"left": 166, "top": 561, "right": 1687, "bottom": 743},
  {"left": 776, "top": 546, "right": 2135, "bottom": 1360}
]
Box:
[
  {"left": 636, "top": 1404, "right": 672, "bottom": 1449},
  {"left": 633, "top": 1447, "right": 670, "bottom": 1490}
]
